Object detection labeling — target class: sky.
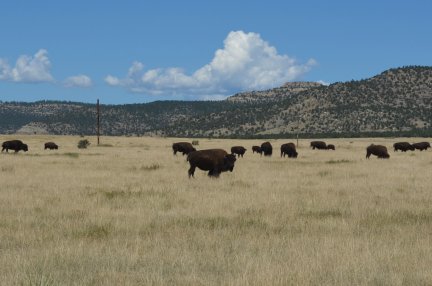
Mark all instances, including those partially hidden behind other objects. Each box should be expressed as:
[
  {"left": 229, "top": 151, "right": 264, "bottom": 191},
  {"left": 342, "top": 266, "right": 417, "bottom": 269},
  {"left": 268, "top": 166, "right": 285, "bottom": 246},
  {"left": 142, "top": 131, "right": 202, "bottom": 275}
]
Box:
[{"left": 0, "top": 0, "right": 431, "bottom": 104}]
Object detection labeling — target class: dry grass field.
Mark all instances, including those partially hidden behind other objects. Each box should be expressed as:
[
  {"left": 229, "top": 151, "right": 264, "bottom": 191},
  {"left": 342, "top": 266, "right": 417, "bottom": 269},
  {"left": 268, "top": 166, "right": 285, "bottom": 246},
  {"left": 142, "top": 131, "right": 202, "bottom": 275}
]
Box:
[{"left": 1, "top": 135, "right": 432, "bottom": 285}]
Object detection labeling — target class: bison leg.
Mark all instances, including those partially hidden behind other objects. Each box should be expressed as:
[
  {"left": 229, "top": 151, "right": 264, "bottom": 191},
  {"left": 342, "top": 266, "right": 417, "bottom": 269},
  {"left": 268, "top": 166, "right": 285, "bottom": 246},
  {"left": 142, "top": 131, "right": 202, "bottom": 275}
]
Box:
[
  {"left": 208, "top": 168, "right": 216, "bottom": 177},
  {"left": 188, "top": 165, "right": 196, "bottom": 178},
  {"left": 208, "top": 169, "right": 220, "bottom": 178},
  {"left": 366, "top": 151, "right": 371, "bottom": 159}
]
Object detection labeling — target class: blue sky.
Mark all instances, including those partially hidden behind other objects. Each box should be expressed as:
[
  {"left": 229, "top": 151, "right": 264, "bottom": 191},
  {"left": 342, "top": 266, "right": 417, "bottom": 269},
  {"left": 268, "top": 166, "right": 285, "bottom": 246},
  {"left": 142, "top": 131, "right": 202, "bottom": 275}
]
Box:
[{"left": 0, "top": 0, "right": 431, "bottom": 104}]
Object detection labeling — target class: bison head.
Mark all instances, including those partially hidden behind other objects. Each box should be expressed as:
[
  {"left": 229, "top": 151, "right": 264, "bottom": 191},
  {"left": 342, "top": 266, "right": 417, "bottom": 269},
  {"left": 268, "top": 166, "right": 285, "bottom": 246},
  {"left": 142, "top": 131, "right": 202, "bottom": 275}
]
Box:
[
  {"left": 22, "top": 144, "right": 28, "bottom": 152},
  {"left": 223, "top": 154, "right": 237, "bottom": 172}
]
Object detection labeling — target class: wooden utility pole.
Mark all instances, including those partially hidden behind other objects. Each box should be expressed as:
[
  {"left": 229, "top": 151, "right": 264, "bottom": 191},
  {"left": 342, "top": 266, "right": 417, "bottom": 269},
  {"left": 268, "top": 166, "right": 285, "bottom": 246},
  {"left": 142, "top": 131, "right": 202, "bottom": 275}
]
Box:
[
  {"left": 296, "top": 115, "right": 300, "bottom": 148},
  {"left": 97, "top": 99, "right": 100, "bottom": 145}
]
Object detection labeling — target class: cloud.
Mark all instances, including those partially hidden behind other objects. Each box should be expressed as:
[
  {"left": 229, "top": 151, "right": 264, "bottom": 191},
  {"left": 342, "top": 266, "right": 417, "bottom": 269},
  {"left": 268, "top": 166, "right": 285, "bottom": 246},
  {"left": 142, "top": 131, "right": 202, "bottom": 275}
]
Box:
[
  {"left": 0, "top": 49, "right": 54, "bottom": 83},
  {"left": 105, "top": 31, "right": 316, "bottom": 98},
  {"left": 317, "top": 80, "right": 330, "bottom": 86},
  {"left": 64, "top": 75, "right": 93, "bottom": 88}
]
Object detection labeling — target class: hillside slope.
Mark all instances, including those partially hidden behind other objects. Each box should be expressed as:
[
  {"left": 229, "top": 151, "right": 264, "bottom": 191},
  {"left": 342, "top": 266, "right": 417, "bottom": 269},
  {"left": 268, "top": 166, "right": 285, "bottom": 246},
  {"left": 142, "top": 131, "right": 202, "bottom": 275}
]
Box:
[{"left": 0, "top": 66, "right": 431, "bottom": 137}]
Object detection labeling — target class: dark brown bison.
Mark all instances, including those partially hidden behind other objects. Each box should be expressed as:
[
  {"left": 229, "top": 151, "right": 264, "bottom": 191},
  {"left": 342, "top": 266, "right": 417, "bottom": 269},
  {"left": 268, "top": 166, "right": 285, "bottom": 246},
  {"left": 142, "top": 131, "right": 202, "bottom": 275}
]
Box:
[
  {"left": 261, "top": 142, "right": 273, "bottom": 156},
  {"left": 44, "top": 142, "right": 59, "bottom": 150},
  {"left": 366, "top": 144, "right": 390, "bottom": 159},
  {"left": 326, "top": 144, "right": 335, "bottom": 150},
  {"left": 412, "top": 142, "right": 431, "bottom": 151},
  {"left": 231, "top": 146, "right": 246, "bottom": 158},
  {"left": 187, "top": 149, "right": 236, "bottom": 178},
  {"left": 280, "top": 143, "right": 298, "bottom": 158},
  {"left": 172, "top": 142, "right": 196, "bottom": 156},
  {"left": 393, "top": 142, "right": 414, "bottom": 152},
  {"left": 1, "top": 140, "right": 28, "bottom": 153},
  {"left": 252, "top": 146, "right": 262, "bottom": 155},
  {"left": 310, "top": 141, "right": 327, "bottom": 150}
]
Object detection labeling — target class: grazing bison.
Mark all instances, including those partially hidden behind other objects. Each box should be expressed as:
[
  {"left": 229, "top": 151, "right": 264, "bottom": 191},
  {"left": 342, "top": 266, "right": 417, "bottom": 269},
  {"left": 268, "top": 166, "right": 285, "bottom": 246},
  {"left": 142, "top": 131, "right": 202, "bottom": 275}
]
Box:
[
  {"left": 326, "top": 144, "right": 335, "bottom": 150},
  {"left": 1, "top": 140, "right": 28, "bottom": 153},
  {"left": 172, "top": 142, "right": 196, "bottom": 156},
  {"left": 187, "top": 149, "right": 236, "bottom": 178},
  {"left": 280, "top": 143, "right": 298, "bottom": 158},
  {"left": 261, "top": 142, "right": 273, "bottom": 156},
  {"left": 231, "top": 146, "right": 247, "bottom": 158},
  {"left": 366, "top": 144, "right": 390, "bottom": 159},
  {"left": 252, "top": 146, "right": 262, "bottom": 155},
  {"left": 393, "top": 142, "right": 414, "bottom": 152},
  {"left": 44, "top": 142, "right": 58, "bottom": 150},
  {"left": 412, "top": 142, "right": 431, "bottom": 151},
  {"left": 310, "top": 141, "right": 327, "bottom": 150}
]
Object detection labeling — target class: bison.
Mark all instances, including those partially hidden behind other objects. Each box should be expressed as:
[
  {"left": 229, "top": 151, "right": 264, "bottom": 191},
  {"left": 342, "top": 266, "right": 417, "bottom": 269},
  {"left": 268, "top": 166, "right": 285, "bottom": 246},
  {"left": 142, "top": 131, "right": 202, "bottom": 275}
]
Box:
[
  {"left": 393, "top": 142, "right": 414, "bottom": 152},
  {"left": 326, "top": 144, "right": 335, "bottom": 150},
  {"left": 1, "top": 140, "right": 28, "bottom": 153},
  {"left": 172, "top": 142, "right": 196, "bottom": 156},
  {"left": 187, "top": 149, "right": 236, "bottom": 178},
  {"left": 310, "top": 141, "right": 327, "bottom": 150},
  {"left": 280, "top": 143, "right": 298, "bottom": 158},
  {"left": 366, "top": 144, "right": 390, "bottom": 159},
  {"left": 412, "top": 142, "right": 431, "bottom": 151},
  {"left": 252, "top": 146, "right": 262, "bottom": 155},
  {"left": 261, "top": 142, "right": 273, "bottom": 156},
  {"left": 44, "top": 142, "right": 59, "bottom": 150},
  {"left": 231, "top": 146, "right": 247, "bottom": 158}
]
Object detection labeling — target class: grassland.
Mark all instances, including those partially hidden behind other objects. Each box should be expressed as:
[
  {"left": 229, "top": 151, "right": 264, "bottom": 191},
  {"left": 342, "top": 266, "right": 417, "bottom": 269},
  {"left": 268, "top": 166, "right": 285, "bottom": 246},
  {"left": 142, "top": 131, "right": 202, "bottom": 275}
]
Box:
[{"left": 1, "top": 135, "right": 432, "bottom": 285}]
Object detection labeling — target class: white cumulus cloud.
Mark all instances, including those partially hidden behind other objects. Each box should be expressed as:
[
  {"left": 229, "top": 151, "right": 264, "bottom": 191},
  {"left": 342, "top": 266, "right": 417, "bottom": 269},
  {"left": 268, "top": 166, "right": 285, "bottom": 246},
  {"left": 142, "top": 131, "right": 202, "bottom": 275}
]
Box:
[
  {"left": 105, "top": 31, "right": 316, "bottom": 98},
  {"left": 317, "top": 80, "right": 330, "bottom": 86},
  {"left": 64, "top": 75, "right": 93, "bottom": 88},
  {"left": 0, "top": 49, "right": 54, "bottom": 83}
]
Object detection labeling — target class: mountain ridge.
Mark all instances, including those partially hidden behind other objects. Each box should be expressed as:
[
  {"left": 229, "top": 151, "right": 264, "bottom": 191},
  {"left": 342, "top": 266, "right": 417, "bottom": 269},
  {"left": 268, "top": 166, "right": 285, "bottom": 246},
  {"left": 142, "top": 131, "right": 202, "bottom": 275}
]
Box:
[{"left": 1, "top": 66, "right": 431, "bottom": 138}]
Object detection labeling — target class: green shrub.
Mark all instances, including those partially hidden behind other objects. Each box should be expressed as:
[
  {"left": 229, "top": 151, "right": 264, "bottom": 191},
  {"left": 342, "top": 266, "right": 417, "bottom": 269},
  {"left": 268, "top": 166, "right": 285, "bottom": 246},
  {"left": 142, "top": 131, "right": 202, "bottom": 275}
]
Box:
[{"left": 77, "top": 139, "right": 91, "bottom": 149}]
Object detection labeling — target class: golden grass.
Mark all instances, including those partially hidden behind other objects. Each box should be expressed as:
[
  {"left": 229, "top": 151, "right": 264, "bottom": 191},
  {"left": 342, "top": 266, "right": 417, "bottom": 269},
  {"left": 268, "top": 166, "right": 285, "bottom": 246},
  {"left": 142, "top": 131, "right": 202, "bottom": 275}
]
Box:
[{"left": 1, "top": 135, "right": 432, "bottom": 285}]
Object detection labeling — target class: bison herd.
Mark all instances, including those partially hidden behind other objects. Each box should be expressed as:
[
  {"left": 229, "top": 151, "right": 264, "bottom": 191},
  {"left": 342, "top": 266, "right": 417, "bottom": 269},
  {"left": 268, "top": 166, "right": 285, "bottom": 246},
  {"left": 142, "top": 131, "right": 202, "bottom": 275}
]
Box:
[
  {"left": 1, "top": 140, "right": 59, "bottom": 153},
  {"left": 1, "top": 138, "right": 430, "bottom": 179},
  {"left": 171, "top": 140, "right": 431, "bottom": 178},
  {"left": 365, "top": 141, "right": 430, "bottom": 159},
  {"left": 393, "top": 141, "right": 430, "bottom": 152}
]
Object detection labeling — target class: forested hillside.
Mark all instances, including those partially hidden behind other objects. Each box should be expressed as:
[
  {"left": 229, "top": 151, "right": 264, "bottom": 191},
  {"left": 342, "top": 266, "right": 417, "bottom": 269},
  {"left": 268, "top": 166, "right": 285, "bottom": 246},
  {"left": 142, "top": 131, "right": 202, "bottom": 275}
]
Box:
[{"left": 1, "top": 66, "right": 431, "bottom": 138}]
